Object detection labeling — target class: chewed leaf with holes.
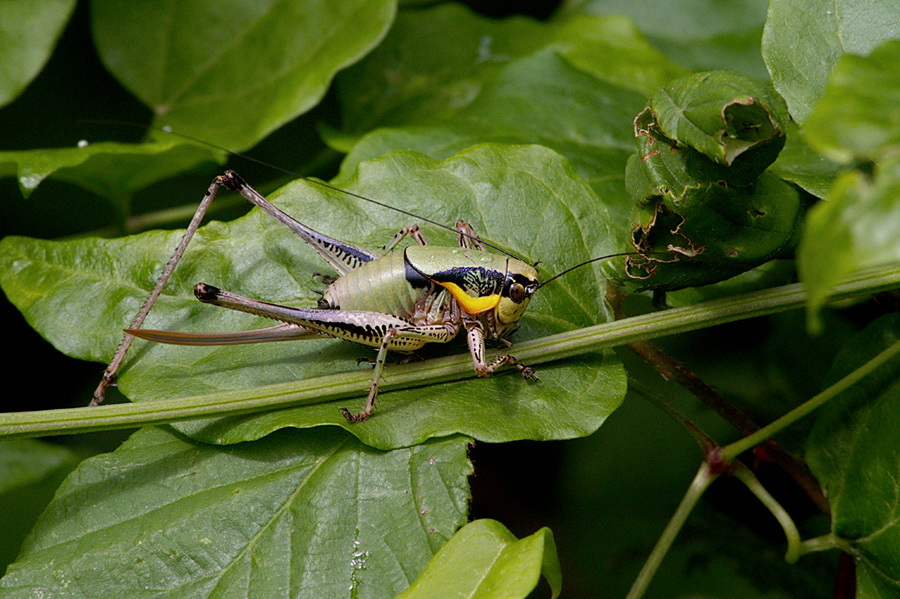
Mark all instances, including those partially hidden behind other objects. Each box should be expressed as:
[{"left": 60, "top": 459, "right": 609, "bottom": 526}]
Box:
[{"left": 607, "top": 71, "right": 805, "bottom": 291}]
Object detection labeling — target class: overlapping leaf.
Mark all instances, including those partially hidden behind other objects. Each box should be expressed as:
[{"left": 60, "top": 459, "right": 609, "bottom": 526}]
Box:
[
  {"left": 762, "top": 0, "right": 900, "bottom": 123},
  {"left": 806, "top": 315, "right": 900, "bottom": 597},
  {"left": 0, "top": 144, "right": 627, "bottom": 450},
  {"left": 563, "top": 0, "right": 769, "bottom": 78},
  {"left": 0, "top": 427, "right": 472, "bottom": 598},
  {"left": 0, "top": 0, "right": 76, "bottom": 108},
  {"left": 336, "top": 4, "right": 680, "bottom": 137},
  {"left": 91, "top": 0, "right": 398, "bottom": 150},
  {"left": 798, "top": 42, "right": 900, "bottom": 329},
  {"left": 398, "top": 519, "right": 561, "bottom": 599}
]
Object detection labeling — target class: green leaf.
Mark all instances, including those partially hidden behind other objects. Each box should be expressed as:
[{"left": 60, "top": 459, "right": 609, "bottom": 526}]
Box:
[
  {"left": 0, "top": 440, "right": 80, "bottom": 572},
  {"left": 762, "top": 0, "right": 900, "bottom": 123},
  {"left": 339, "top": 49, "right": 647, "bottom": 220},
  {"left": 806, "top": 315, "right": 900, "bottom": 597},
  {"left": 0, "top": 144, "right": 627, "bottom": 450},
  {"left": 0, "top": 427, "right": 472, "bottom": 598},
  {"left": 562, "top": 0, "right": 769, "bottom": 78},
  {"left": 0, "top": 140, "right": 223, "bottom": 203},
  {"left": 612, "top": 73, "right": 804, "bottom": 292},
  {"left": 803, "top": 40, "right": 900, "bottom": 164},
  {"left": 798, "top": 156, "right": 900, "bottom": 331},
  {"left": 397, "top": 519, "right": 561, "bottom": 599},
  {"left": 769, "top": 121, "right": 842, "bottom": 199},
  {"left": 335, "top": 4, "right": 681, "bottom": 137},
  {"left": 647, "top": 70, "right": 788, "bottom": 168},
  {"left": 91, "top": 0, "right": 397, "bottom": 150},
  {"left": 0, "top": 0, "right": 76, "bottom": 108}
]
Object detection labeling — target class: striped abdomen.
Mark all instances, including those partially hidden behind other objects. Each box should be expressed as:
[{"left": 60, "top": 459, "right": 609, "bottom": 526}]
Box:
[{"left": 319, "top": 252, "right": 427, "bottom": 320}]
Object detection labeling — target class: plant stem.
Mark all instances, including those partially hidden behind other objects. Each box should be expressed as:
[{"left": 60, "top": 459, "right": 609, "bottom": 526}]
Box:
[
  {"left": 721, "top": 337, "right": 900, "bottom": 461},
  {"left": 626, "top": 463, "right": 717, "bottom": 599},
  {"left": 732, "top": 463, "right": 802, "bottom": 563},
  {"left": 1, "top": 265, "right": 898, "bottom": 440}
]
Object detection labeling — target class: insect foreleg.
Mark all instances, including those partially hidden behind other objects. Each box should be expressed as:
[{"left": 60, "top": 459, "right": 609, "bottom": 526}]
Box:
[{"left": 464, "top": 320, "right": 538, "bottom": 381}]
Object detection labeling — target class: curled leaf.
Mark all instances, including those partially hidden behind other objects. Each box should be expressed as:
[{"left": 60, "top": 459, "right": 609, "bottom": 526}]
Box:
[{"left": 611, "top": 71, "right": 805, "bottom": 291}]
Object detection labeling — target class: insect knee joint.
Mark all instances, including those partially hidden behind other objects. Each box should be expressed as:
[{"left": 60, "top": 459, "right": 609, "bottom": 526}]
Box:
[{"left": 194, "top": 283, "right": 221, "bottom": 302}]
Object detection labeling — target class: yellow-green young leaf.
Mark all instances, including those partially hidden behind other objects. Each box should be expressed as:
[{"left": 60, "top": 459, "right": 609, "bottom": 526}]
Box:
[
  {"left": 91, "top": 0, "right": 397, "bottom": 150},
  {"left": 0, "top": 427, "right": 472, "bottom": 599},
  {"left": 806, "top": 315, "right": 900, "bottom": 597},
  {"left": 397, "top": 519, "right": 561, "bottom": 599}
]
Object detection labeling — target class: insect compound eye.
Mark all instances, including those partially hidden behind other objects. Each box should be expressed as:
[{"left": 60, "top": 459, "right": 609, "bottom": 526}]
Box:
[{"left": 508, "top": 282, "right": 526, "bottom": 304}]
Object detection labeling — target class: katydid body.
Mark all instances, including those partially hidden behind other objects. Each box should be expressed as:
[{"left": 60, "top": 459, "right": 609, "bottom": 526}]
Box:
[{"left": 94, "top": 171, "right": 539, "bottom": 422}]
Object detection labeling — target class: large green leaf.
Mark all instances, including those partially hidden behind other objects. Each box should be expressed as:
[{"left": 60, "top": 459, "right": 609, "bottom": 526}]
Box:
[
  {"left": 806, "top": 315, "right": 900, "bottom": 597},
  {"left": 563, "top": 0, "right": 769, "bottom": 78},
  {"left": 798, "top": 43, "right": 900, "bottom": 329},
  {"left": 91, "top": 0, "right": 397, "bottom": 150},
  {"left": 0, "top": 0, "right": 76, "bottom": 108},
  {"left": 397, "top": 519, "right": 561, "bottom": 599},
  {"left": 803, "top": 40, "right": 900, "bottom": 164},
  {"left": 0, "top": 140, "right": 223, "bottom": 202},
  {"left": 335, "top": 4, "right": 681, "bottom": 138},
  {"left": 0, "top": 427, "right": 472, "bottom": 598},
  {"left": 762, "top": 0, "right": 900, "bottom": 124},
  {"left": 0, "top": 144, "right": 627, "bottom": 450},
  {"left": 339, "top": 49, "right": 647, "bottom": 221}
]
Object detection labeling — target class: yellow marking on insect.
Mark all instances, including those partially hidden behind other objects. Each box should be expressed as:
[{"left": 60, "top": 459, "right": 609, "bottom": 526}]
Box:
[{"left": 437, "top": 282, "right": 500, "bottom": 314}]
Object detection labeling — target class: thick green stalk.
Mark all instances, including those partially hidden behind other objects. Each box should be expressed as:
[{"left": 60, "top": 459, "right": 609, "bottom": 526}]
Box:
[
  {"left": 1, "top": 265, "right": 898, "bottom": 440},
  {"left": 626, "top": 463, "right": 718, "bottom": 599},
  {"left": 721, "top": 336, "right": 900, "bottom": 461}
]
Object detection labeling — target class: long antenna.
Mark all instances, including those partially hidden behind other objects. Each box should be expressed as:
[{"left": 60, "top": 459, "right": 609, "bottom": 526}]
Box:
[
  {"left": 88, "top": 121, "right": 528, "bottom": 263},
  {"left": 86, "top": 121, "right": 657, "bottom": 285},
  {"left": 537, "top": 252, "right": 638, "bottom": 289}
]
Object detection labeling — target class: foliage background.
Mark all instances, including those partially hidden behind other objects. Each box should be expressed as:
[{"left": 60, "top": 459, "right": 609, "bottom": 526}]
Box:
[{"left": 1, "top": 0, "right": 898, "bottom": 597}]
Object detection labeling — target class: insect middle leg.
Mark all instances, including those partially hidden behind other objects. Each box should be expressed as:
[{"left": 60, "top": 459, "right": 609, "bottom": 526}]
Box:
[
  {"left": 455, "top": 220, "right": 486, "bottom": 251},
  {"left": 381, "top": 224, "right": 428, "bottom": 253}
]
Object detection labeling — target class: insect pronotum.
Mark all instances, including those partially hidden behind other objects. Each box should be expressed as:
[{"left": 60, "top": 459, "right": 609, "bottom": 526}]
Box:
[{"left": 91, "top": 140, "right": 634, "bottom": 422}]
